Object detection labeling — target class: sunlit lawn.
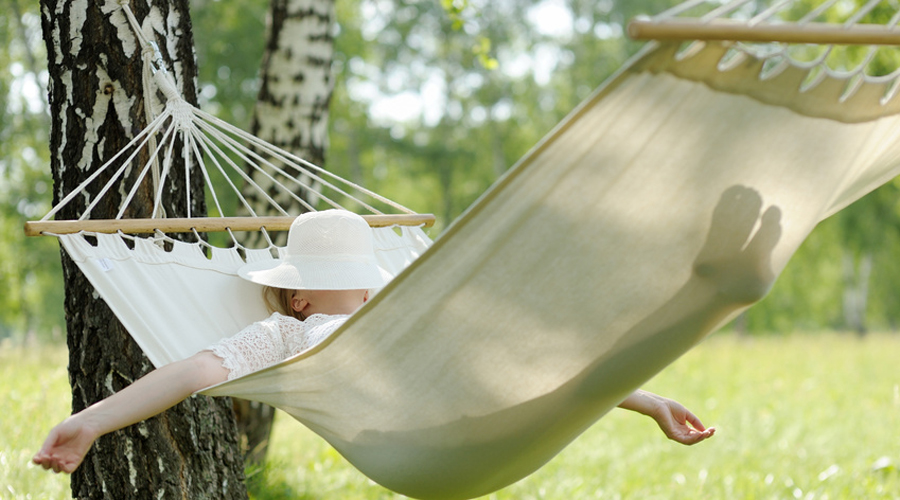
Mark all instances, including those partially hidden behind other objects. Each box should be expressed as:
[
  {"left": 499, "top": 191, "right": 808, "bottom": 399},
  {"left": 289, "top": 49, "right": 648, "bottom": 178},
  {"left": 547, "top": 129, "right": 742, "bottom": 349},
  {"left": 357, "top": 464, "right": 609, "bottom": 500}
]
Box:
[{"left": 4, "top": 333, "right": 899, "bottom": 499}]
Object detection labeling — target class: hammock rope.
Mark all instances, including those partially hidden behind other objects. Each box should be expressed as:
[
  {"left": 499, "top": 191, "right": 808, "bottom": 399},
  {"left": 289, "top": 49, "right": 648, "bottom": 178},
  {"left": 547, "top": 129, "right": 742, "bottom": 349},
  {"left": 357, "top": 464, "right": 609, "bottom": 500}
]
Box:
[{"left": 31, "top": 1, "right": 432, "bottom": 238}]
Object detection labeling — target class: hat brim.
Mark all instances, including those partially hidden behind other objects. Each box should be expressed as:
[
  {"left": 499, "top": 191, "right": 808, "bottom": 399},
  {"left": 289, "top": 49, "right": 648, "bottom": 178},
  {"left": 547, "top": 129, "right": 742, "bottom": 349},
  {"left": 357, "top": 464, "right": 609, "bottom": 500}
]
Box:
[{"left": 238, "top": 257, "right": 390, "bottom": 290}]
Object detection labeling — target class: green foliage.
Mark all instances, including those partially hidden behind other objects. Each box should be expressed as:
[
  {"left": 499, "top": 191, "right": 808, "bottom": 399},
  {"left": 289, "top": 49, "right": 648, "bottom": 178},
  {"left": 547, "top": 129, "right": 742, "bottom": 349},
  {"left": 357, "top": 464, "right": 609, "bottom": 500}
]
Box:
[
  {"left": 11, "top": 334, "right": 899, "bottom": 498},
  {"left": 439, "top": 0, "right": 498, "bottom": 69},
  {"left": 440, "top": 0, "right": 467, "bottom": 30},
  {"left": 327, "top": 0, "right": 671, "bottom": 226},
  {"left": 0, "top": 3, "right": 64, "bottom": 340},
  {"left": 0, "top": 343, "right": 71, "bottom": 498},
  {"left": 745, "top": 181, "right": 900, "bottom": 333},
  {"left": 772, "top": 0, "right": 900, "bottom": 76},
  {"left": 191, "top": 0, "right": 269, "bottom": 129}
]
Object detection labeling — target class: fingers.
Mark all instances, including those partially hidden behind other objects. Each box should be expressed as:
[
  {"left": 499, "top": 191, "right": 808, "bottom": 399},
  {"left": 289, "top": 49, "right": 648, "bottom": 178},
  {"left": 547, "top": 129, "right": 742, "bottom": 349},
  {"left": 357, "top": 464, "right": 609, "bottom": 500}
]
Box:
[
  {"left": 680, "top": 432, "right": 709, "bottom": 445},
  {"left": 693, "top": 426, "right": 716, "bottom": 444},
  {"left": 33, "top": 453, "right": 75, "bottom": 474},
  {"left": 33, "top": 451, "right": 55, "bottom": 470},
  {"left": 33, "top": 430, "right": 61, "bottom": 471},
  {"left": 32, "top": 453, "right": 58, "bottom": 472},
  {"left": 667, "top": 404, "right": 716, "bottom": 445},
  {"left": 670, "top": 425, "right": 714, "bottom": 445},
  {"left": 683, "top": 410, "right": 707, "bottom": 432},
  {"left": 649, "top": 398, "right": 716, "bottom": 446},
  {"left": 32, "top": 428, "right": 79, "bottom": 474},
  {"left": 57, "top": 459, "right": 74, "bottom": 474},
  {"left": 681, "top": 425, "right": 716, "bottom": 445}
]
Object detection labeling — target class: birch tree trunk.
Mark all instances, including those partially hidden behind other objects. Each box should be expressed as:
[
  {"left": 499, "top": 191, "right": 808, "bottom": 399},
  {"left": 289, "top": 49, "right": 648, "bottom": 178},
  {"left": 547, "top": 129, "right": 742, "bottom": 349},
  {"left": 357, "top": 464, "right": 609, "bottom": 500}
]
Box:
[
  {"left": 233, "top": 0, "right": 336, "bottom": 464},
  {"left": 40, "top": 1, "right": 247, "bottom": 497},
  {"left": 237, "top": 0, "right": 335, "bottom": 234}
]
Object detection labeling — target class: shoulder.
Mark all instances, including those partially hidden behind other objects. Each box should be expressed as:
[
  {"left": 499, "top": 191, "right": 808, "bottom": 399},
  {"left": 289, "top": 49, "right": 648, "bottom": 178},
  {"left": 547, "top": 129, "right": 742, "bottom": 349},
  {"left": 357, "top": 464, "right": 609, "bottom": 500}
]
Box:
[
  {"left": 268, "top": 311, "right": 300, "bottom": 325},
  {"left": 299, "top": 314, "right": 350, "bottom": 348},
  {"left": 303, "top": 313, "right": 350, "bottom": 330},
  {"left": 303, "top": 314, "right": 351, "bottom": 336},
  {"left": 235, "top": 312, "right": 301, "bottom": 338},
  {"left": 269, "top": 312, "right": 347, "bottom": 335}
]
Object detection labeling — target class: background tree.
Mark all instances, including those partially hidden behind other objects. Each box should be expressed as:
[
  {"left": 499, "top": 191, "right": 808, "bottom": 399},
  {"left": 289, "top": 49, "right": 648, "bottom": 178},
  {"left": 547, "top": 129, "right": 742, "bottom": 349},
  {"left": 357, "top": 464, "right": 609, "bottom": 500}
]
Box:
[
  {"left": 231, "top": 0, "right": 338, "bottom": 467},
  {"left": 0, "top": 0, "right": 63, "bottom": 340},
  {"left": 39, "top": 0, "right": 246, "bottom": 497}
]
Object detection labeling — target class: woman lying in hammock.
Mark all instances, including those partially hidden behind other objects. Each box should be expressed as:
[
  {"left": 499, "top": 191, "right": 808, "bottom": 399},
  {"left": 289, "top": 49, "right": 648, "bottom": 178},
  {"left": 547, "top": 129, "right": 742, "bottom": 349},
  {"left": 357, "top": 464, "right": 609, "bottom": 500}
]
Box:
[{"left": 33, "top": 209, "right": 714, "bottom": 475}]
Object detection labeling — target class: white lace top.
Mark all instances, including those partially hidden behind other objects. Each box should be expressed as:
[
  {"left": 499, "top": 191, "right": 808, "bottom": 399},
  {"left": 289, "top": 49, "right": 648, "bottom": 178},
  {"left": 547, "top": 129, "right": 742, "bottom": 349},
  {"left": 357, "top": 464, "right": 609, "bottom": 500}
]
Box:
[{"left": 208, "top": 312, "right": 349, "bottom": 380}]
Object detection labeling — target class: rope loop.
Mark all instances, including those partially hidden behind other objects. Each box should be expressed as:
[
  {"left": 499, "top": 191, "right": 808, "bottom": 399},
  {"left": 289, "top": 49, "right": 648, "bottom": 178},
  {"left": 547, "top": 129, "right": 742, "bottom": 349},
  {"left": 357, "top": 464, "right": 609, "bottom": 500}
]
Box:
[{"left": 146, "top": 41, "right": 167, "bottom": 75}]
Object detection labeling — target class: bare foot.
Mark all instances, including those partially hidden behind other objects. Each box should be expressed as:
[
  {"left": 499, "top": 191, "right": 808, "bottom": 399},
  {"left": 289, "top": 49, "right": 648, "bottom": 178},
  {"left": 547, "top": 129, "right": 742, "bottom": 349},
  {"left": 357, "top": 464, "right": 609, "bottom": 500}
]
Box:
[{"left": 693, "top": 185, "right": 782, "bottom": 305}]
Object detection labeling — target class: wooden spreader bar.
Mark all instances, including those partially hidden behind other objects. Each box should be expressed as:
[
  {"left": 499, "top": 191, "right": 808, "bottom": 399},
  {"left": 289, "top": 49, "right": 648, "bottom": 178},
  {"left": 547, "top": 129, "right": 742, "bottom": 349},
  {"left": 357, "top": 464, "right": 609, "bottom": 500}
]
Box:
[
  {"left": 24, "top": 214, "right": 436, "bottom": 236},
  {"left": 628, "top": 18, "right": 900, "bottom": 46}
]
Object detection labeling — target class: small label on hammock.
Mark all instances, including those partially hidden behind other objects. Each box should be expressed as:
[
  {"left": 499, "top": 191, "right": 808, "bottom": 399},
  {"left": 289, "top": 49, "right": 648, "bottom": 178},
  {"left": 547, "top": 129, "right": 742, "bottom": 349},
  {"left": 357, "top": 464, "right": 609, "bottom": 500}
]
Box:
[{"left": 95, "top": 258, "right": 114, "bottom": 272}]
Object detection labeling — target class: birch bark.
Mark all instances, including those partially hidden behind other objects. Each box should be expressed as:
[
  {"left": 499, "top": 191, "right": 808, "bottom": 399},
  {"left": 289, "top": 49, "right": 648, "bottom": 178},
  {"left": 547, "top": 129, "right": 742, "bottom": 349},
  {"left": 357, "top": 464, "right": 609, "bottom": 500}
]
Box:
[
  {"left": 233, "top": 0, "right": 336, "bottom": 464},
  {"left": 239, "top": 0, "right": 335, "bottom": 230},
  {"left": 39, "top": 0, "right": 247, "bottom": 497}
]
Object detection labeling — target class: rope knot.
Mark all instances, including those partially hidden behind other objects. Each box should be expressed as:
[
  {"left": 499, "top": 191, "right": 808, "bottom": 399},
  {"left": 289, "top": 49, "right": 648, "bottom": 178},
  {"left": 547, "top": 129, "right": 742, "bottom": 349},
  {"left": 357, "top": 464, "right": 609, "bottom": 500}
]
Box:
[
  {"left": 153, "top": 71, "right": 182, "bottom": 103},
  {"left": 166, "top": 99, "right": 194, "bottom": 131}
]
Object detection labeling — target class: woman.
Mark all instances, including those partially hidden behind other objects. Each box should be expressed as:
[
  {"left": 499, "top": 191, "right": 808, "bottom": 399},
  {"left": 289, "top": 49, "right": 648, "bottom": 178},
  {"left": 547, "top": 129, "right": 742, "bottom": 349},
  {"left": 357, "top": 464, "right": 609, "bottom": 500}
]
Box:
[{"left": 33, "top": 210, "right": 713, "bottom": 474}]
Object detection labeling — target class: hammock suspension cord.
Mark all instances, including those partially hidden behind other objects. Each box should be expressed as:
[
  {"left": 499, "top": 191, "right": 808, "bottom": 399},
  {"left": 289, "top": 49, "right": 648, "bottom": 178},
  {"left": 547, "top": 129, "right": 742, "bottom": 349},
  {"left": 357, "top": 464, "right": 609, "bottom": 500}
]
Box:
[{"left": 31, "top": 0, "right": 433, "bottom": 240}]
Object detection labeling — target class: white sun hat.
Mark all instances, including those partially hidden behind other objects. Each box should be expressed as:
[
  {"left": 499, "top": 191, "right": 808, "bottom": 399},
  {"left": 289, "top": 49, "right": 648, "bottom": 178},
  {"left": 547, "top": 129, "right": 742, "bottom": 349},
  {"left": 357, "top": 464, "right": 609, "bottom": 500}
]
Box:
[{"left": 237, "top": 210, "right": 389, "bottom": 290}]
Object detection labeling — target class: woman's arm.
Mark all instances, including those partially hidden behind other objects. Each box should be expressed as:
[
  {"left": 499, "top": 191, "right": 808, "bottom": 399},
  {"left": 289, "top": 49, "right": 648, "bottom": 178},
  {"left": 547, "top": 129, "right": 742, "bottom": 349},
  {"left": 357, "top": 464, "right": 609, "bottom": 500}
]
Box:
[
  {"left": 618, "top": 389, "right": 715, "bottom": 445},
  {"left": 32, "top": 351, "right": 229, "bottom": 473}
]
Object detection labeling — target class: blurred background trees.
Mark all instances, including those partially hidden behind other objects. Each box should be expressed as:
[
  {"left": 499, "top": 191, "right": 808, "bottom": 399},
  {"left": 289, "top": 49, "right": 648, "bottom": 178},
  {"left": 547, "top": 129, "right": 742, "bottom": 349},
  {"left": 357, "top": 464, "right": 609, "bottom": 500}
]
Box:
[
  {"left": 1, "top": 0, "right": 61, "bottom": 341},
  {"left": 3, "top": 0, "right": 900, "bottom": 340}
]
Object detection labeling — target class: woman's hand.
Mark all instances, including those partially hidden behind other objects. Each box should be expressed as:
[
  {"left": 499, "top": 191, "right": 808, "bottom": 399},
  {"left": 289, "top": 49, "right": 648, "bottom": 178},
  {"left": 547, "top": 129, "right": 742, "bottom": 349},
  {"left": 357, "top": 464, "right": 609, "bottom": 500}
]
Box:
[
  {"left": 618, "top": 390, "right": 715, "bottom": 445},
  {"left": 32, "top": 350, "right": 230, "bottom": 474},
  {"left": 649, "top": 396, "right": 715, "bottom": 445},
  {"left": 32, "top": 415, "right": 100, "bottom": 473}
]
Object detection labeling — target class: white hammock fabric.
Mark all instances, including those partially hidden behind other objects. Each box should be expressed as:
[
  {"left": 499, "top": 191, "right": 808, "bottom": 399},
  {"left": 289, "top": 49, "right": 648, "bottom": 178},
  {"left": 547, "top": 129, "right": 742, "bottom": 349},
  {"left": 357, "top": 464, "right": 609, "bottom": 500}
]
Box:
[
  {"left": 41, "top": 2, "right": 900, "bottom": 497},
  {"left": 56, "top": 227, "right": 431, "bottom": 367}
]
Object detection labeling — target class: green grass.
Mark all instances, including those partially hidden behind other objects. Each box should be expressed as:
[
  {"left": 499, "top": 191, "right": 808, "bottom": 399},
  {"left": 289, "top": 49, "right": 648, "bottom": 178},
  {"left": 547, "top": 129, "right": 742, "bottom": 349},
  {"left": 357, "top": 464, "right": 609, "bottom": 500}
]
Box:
[
  {"left": 1, "top": 342, "right": 72, "bottom": 499},
  {"left": 4, "top": 334, "right": 899, "bottom": 499}
]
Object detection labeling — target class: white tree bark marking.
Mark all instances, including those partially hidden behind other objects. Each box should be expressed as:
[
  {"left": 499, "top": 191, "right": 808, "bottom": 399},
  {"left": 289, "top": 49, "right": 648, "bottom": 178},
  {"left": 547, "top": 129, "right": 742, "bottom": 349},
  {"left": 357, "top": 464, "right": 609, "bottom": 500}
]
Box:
[
  {"left": 68, "top": 1, "right": 87, "bottom": 56},
  {"left": 103, "top": 0, "right": 139, "bottom": 58}
]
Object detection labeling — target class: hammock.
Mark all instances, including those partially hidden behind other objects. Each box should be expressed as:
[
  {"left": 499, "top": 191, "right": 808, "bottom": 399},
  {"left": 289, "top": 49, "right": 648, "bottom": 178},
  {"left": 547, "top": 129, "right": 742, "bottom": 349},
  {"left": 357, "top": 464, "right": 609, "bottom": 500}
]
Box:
[{"left": 30, "top": 1, "right": 900, "bottom": 499}]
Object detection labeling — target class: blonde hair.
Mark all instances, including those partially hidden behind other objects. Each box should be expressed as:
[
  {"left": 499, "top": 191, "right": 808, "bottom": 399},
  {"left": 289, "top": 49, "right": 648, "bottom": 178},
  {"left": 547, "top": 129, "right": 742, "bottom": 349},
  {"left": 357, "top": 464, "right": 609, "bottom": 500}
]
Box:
[{"left": 262, "top": 286, "right": 302, "bottom": 320}]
